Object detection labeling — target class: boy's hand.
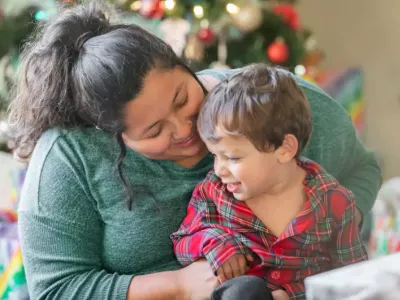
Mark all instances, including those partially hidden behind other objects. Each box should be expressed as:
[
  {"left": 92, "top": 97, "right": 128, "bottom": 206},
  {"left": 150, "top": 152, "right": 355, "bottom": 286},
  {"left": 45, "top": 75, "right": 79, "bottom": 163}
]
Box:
[
  {"left": 216, "top": 253, "right": 253, "bottom": 283},
  {"left": 272, "top": 289, "right": 290, "bottom": 300}
]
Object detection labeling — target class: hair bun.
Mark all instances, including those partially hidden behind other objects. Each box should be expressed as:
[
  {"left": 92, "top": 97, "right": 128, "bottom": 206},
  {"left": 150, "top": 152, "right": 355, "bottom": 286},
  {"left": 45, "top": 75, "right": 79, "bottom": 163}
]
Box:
[{"left": 46, "top": 1, "right": 112, "bottom": 54}]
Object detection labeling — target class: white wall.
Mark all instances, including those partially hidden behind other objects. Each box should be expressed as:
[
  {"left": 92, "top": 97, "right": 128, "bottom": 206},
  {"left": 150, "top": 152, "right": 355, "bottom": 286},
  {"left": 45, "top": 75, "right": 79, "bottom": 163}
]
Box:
[{"left": 297, "top": 0, "right": 400, "bottom": 180}]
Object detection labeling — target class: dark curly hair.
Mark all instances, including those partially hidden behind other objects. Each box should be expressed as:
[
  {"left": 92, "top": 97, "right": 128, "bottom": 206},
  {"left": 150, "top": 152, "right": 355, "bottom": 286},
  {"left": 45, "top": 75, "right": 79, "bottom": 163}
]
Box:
[{"left": 9, "top": 1, "right": 206, "bottom": 209}]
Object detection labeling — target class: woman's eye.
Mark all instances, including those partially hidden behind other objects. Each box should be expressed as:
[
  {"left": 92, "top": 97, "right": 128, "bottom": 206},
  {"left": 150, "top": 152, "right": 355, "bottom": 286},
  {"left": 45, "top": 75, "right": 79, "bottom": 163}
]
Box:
[
  {"left": 176, "top": 97, "right": 188, "bottom": 108},
  {"left": 148, "top": 128, "right": 162, "bottom": 139}
]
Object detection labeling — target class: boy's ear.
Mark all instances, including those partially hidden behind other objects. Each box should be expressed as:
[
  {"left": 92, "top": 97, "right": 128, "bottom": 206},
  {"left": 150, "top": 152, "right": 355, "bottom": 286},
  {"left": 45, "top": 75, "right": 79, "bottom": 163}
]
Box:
[{"left": 276, "top": 134, "right": 298, "bottom": 163}]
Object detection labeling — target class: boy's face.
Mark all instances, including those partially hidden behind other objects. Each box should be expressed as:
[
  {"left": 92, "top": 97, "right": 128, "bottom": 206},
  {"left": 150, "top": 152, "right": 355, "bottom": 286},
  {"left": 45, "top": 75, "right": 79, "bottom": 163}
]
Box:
[{"left": 204, "top": 130, "right": 284, "bottom": 202}]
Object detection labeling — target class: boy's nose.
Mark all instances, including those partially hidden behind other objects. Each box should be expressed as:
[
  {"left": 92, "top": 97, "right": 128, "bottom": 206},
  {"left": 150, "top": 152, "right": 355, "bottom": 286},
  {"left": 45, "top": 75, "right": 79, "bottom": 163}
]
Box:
[{"left": 215, "top": 160, "right": 229, "bottom": 178}]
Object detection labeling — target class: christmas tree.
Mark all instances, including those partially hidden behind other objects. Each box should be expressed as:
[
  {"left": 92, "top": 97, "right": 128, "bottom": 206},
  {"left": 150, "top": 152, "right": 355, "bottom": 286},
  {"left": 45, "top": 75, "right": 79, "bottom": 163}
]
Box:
[
  {"left": 110, "top": 0, "right": 321, "bottom": 71},
  {"left": 0, "top": 3, "right": 47, "bottom": 151},
  {"left": 0, "top": 0, "right": 323, "bottom": 151}
]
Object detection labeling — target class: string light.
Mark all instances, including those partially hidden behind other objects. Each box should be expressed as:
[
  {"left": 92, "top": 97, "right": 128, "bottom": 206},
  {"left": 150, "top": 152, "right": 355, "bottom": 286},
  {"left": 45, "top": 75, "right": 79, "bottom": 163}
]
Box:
[
  {"left": 193, "top": 5, "right": 204, "bottom": 18},
  {"left": 34, "top": 10, "right": 49, "bottom": 21},
  {"left": 164, "top": 0, "right": 176, "bottom": 10},
  {"left": 130, "top": 1, "right": 141, "bottom": 11},
  {"left": 294, "top": 65, "right": 306, "bottom": 76},
  {"left": 226, "top": 3, "right": 240, "bottom": 15}
]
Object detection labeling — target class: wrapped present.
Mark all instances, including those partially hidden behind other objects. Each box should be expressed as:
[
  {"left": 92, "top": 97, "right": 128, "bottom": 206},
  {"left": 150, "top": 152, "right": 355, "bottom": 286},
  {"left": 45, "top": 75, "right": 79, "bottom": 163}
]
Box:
[
  {"left": 0, "top": 223, "right": 28, "bottom": 300},
  {"left": 305, "top": 253, "right": 400, "bottom": 300},
  {"left": 369, "top": 178, "right": 400, "bottom": 258}
]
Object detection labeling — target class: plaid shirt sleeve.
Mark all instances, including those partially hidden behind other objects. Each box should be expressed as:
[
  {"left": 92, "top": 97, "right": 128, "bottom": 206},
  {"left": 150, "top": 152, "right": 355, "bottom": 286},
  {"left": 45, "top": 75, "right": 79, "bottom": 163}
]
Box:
[
  {"left": 171, "top": 180, "right": 250, "bottom": 272},
  {"left": 329, "top": 186, "right": 368, "bottom": 268}
]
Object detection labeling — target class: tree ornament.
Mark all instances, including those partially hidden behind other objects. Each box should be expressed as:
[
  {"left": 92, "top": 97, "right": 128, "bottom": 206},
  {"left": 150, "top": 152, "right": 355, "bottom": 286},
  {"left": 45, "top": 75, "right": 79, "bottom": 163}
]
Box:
[
  {"left": 267, "top": 38, "right": 289, "bottom": 64},
  {"left": 140, "top": 0, "right": 164, "bottom": 19},
  {"left": 273, "top": 4, "right": 299, "bottom": 31},
  {"left": 196, "top": 27, "right": 216, "bottom": 44},
  {"left": 231, "top": 4, "right": 263, "bottom": 33}
]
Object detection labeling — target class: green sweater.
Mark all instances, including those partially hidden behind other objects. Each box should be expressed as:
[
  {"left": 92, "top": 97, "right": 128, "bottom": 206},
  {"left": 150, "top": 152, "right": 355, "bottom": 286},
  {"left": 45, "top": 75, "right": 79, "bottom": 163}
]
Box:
[{"left": 18, "top": 69, "right": 381, "bottom": 300}]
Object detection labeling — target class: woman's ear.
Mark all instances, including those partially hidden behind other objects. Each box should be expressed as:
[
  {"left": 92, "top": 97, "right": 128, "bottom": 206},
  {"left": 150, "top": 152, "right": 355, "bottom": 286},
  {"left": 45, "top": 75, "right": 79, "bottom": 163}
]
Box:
[
  {"left": 276, "top": 134, "right": 299, "bottom": 163},
  {"left": 121, "top": 132, "right": 134, "bottom": 149}
]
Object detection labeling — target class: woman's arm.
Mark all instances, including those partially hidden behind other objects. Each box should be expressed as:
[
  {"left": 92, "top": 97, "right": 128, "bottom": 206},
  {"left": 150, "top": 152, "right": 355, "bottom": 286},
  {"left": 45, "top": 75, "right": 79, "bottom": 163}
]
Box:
[
  {"left": 18, "top": 139, "right": 217, "bottom": 300},
  {"left": 19, "top": 132, "right": 218, "bottom": 300},
  {"left": 127, "top": 259, "right": 218, "bottom": 300},
  {"left": 296, "top": 77, "right": 382, "bottom": 221}
]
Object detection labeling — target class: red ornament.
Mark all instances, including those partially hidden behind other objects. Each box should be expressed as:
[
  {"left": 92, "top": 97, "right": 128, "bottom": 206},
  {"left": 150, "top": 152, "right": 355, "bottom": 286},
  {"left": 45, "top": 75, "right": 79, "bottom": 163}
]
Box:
[
  {"left": 273, "top": 4, "right": 300, "bottom": 31},
  {"left": 196, "top": 28, "right": 216, "bottom": 44},
  {"left": 140, "top": 0, "right": 164, "bottom": 19},
  {"left": 267, "top": 39, "right": 289, "bottom": 64}
]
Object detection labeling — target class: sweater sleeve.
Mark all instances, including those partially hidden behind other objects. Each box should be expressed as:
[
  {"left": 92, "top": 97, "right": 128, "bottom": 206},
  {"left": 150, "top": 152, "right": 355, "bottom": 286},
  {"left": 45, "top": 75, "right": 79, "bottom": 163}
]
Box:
[{"left": 18, "top": 138, "right": 133, "bottom": 300}]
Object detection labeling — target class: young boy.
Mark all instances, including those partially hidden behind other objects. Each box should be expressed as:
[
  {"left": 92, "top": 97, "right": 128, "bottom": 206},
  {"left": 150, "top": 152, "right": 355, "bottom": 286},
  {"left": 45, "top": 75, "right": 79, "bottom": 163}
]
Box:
[{"left": 170, "top": 64, "right": 368, "bottom": 300}]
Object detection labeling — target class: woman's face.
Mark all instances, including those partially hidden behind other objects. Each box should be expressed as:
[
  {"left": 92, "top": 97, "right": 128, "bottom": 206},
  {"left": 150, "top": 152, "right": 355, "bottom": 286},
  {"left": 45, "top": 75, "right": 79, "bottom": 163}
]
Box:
[{"left": 122, "top": 66, "right": 209, "bottom": 164}]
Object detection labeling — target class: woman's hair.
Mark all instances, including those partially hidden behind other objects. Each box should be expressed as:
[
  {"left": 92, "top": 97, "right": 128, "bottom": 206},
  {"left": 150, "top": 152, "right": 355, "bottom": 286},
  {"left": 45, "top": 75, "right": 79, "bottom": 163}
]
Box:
[
  {"left": 198, "top": 63, "right": 312, "bottom": 158},
  {"left": 9, "top": 1, "right": 205, "bottom": 209}
]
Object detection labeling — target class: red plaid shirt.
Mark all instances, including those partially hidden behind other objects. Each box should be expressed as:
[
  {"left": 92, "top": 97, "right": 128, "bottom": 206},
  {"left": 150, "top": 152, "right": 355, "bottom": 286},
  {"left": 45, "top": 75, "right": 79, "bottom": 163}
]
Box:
[{"left": 171, "top": 158, "right": 368, "bottom": 300}]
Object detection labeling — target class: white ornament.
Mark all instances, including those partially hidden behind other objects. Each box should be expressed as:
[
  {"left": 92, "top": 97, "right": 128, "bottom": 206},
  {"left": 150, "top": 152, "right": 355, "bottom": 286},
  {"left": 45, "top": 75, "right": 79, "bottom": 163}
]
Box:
[
  {"left": 231, "top": 4, "right": 263, "bottom": 33},
  {"left": 160, "top": 18, "right": 191, "bottom": 57}
]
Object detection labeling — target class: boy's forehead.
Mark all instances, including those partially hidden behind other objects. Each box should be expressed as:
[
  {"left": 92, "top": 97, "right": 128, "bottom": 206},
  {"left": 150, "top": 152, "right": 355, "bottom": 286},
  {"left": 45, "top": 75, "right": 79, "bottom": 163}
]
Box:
[{"left": 205, "top": 133, "right": 250, "bottom": 153}]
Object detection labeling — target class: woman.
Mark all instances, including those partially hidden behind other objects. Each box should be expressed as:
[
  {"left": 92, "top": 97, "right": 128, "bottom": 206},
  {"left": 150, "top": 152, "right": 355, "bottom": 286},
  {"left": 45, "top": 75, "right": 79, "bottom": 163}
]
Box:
[{"left": 12, "top": 2, "right": 381, "bottom": 300}]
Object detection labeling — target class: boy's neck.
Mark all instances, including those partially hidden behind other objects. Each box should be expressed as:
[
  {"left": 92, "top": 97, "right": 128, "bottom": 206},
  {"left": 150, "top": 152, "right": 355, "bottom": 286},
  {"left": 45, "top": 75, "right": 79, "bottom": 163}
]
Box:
[{"left": 253, "top": 159, "right": 305, "bottom": 201}]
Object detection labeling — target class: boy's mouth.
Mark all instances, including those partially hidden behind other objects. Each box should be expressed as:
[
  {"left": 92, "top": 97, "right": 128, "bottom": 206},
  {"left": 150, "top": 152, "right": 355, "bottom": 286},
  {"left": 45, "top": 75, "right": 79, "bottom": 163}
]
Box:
[{"left": 226, "top": 182, "right": 242, "bottom": 193}]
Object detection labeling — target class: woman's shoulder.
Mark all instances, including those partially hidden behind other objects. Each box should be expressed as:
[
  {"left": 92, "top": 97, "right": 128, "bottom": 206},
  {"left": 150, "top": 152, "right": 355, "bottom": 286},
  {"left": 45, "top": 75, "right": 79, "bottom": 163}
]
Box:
[
  {"left": 27, "top": 127, "right": 119, "bottom": 188},
  {"left": 293, "top": 75, "right": 351, "bottom": 121},
  {"left": 20, "top": 127, "right": 119, "bottom": 213},
  {"left": 34, "top": 127, "right": 117, "bottom": 161}
]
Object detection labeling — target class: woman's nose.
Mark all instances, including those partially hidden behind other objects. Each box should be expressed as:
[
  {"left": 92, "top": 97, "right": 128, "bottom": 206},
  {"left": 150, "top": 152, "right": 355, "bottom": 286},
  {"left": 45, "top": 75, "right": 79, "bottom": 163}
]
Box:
[{"left": 170, "top": 114, "right": 193, "bottom": 141}]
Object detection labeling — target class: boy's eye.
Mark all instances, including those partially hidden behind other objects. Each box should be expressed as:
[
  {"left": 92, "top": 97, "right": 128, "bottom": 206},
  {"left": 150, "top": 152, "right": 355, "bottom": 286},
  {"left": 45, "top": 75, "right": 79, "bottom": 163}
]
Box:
[{"left": 228, "top": 157, "right": 241, "bottom": 162}]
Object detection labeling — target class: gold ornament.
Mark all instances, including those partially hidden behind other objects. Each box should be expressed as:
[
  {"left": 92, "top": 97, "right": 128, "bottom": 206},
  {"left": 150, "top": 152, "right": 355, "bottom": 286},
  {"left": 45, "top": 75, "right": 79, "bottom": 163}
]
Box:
[
  {"left": 184, "top": 35, "right": 205, "bottom": 61},
  {"left": 231, "top": 4, "right": 263, "bottom": 33}
]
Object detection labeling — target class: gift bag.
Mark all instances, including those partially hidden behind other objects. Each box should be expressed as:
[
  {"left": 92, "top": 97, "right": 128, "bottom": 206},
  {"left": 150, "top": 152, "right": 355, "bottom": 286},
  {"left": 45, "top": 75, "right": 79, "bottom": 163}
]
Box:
[{"left": 305, "top": 253, "right": 400, "bottom": 300}]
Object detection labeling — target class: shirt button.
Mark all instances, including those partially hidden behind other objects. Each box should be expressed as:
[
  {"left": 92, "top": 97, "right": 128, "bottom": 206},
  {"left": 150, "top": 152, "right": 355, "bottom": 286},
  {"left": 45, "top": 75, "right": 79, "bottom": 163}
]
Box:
[
  {"left": 271, "top": 271, "right": 280, "bottom": 280},
  {"left": 274, "top": 247, "right": 283, "bottom": 255}
]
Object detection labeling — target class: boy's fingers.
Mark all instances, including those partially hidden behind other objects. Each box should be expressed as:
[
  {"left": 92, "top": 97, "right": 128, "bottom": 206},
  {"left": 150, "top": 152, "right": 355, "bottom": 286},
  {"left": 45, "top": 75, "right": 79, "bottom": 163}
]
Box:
[
  {"left": 231, "top": 259, "right": 242, "bottom": 278},
  {"left": 246, "top": 253, "right": 254, "bottom": 262},
  {"left": 216, "top": 268, "right": 226, "bottom": 283},
  {"left": 222, "top": 262, "right": 234, "bottom": 280},
  {"left": 238, "top": 255, "right": 248, "bottom": 275}
]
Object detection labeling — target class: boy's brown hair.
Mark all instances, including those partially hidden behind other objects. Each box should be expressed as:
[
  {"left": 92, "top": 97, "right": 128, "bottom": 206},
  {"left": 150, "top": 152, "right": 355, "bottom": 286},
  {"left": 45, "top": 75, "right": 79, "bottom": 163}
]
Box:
[{"left": 197, "top": 63, "right": 312, "bottom": 157}]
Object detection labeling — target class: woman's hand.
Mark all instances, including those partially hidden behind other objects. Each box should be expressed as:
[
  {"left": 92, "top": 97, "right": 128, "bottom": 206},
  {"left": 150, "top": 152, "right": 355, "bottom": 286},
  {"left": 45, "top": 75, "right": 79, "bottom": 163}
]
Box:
[
  {"left": 272, "top": 290, "right": 290, "bottom": 300},
  {"left": 178, "top": 259, "right": 219, "bottom": 300}
]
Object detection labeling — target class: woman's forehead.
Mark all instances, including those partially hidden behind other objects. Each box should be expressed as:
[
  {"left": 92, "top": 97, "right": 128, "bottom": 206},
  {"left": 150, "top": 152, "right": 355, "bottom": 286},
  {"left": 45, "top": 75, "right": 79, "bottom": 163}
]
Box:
[{"left": 123, "top": 68, "right": 187, "bottom": 136}]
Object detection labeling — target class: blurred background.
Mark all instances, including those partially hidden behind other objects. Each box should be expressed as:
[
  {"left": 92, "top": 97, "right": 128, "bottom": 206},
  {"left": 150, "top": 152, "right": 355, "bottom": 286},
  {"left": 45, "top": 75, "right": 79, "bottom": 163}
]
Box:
[{"left": 0, "top": 0, "right": 399, "bottom": 298}]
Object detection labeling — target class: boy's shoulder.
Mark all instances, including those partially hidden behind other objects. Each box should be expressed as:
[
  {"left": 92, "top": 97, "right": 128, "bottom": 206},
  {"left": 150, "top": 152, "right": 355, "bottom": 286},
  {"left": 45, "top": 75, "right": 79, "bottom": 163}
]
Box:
[{"left": 301, "top": 157, "right": 355, "bottom": 219}]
